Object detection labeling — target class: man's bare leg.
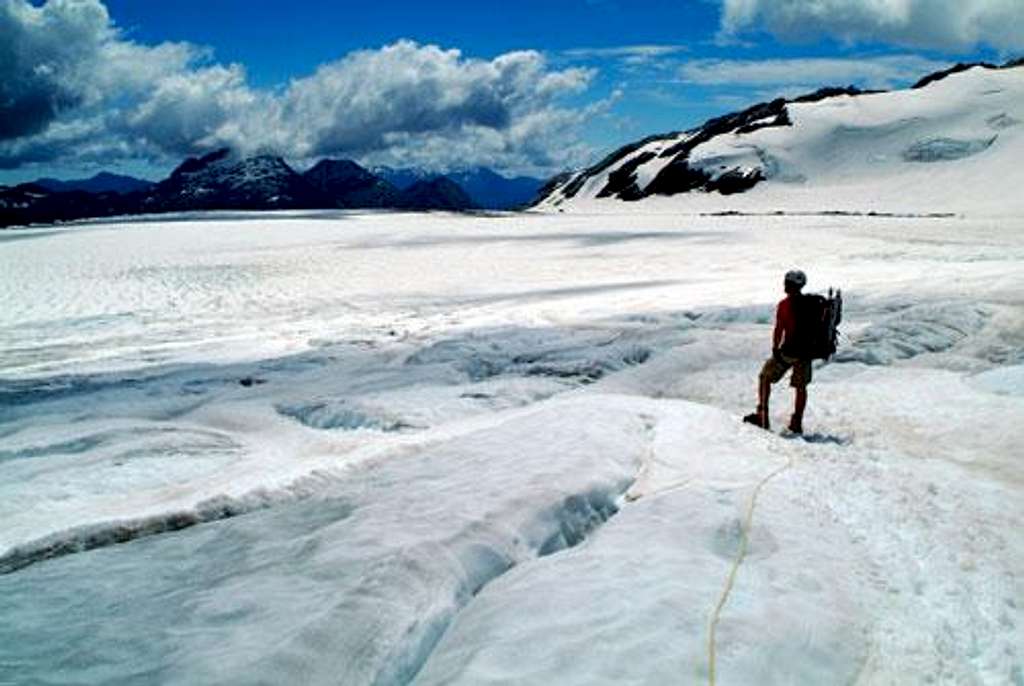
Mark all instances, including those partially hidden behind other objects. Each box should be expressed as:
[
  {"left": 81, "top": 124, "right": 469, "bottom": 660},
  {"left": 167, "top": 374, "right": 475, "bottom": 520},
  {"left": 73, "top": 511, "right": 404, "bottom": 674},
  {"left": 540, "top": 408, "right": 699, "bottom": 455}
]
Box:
[
  {"left": 791, "top": 386, "right": 807, "bottom": 432},
  {"left": 758, "top": 374, "right": 773, "bottom": 426}
]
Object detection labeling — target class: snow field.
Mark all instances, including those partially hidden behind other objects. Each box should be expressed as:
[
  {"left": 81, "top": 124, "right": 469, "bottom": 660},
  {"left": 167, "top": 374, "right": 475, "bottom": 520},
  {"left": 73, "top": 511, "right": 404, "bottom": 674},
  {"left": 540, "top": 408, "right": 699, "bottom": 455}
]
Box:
[
  {"left": 1, "top": 210, "right": 1022, "bottom": 684},
  {"left": 541, "top": 66, "right": 1024, "bottom": 218}
]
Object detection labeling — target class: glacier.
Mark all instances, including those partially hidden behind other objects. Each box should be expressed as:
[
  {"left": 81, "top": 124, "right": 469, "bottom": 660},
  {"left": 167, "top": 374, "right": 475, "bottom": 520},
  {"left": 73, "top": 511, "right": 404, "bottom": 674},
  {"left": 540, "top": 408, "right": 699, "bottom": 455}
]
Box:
[{"left": 1, "top": 202, "right": 1022, "bottom": 685}]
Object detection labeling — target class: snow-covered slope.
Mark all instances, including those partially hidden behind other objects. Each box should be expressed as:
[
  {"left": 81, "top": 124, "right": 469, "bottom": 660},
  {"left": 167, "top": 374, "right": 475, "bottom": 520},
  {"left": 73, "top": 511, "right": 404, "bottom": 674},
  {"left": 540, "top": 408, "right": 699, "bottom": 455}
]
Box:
[{"left": 536, "top": 63, "right": 1024, "bottom": 216}]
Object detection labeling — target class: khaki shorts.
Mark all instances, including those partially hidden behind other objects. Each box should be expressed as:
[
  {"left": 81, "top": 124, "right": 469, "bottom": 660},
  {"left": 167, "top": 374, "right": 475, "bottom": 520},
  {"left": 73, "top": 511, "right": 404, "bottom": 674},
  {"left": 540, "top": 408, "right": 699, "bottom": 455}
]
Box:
[{"left": 760, "top": 353, "right": 812, "bottom": 388}]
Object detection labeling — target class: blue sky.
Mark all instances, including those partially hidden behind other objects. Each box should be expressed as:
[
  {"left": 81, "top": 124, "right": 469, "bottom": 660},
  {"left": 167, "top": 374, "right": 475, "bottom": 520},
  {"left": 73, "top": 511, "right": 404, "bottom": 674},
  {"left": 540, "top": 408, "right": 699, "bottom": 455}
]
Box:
[{"left": 1, "top": 0, "right": 1020, "bottom": 183}]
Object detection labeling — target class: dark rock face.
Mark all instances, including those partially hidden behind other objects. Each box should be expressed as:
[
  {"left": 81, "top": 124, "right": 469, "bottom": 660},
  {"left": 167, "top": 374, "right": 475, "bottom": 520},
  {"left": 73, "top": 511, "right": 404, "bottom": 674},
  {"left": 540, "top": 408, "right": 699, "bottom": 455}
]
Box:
[
  {"left": 561, "top": 132, "right": 680, "bottom": 200},
  {"left": 397, "top": 177, "right": 475, "bottom": 211},
  {"left": 790, "top": 86, "right": 875, "bottom": 104},
  {"left": 712, "top": 168, "right": 765, "bottom": 195},
  {"left": 598, "top": 151, "right": 656, "bottom": 200},
  {"left": 303, "top": 159, "right": 401, "bottom": 208},
  {"left": 0, "top": 184, "right": 127, "bottom": 227},
  {"left": 643, "top": 159, "right": 764, "bottom": 197},
  {"left": 643, "top": 159, "right": 709, "bottom": 196}
]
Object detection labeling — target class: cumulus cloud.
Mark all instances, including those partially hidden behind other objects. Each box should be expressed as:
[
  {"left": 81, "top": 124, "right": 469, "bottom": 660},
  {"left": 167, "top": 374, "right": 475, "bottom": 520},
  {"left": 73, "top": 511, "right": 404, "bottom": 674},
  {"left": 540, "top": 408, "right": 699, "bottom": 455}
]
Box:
[
  {"left": 120, "top": 64, "right": 261, "bottom": 156},
  {"left": 0, "top": 0, "right": 202, "bottom": 141},
  {"left": 360, "top": 95, "right": 613, "bottom": 173},
  {"left": 278, "top": 41, "right": 595, "bottom": 164},
  {"left": 720, "top": 0, "right": 1024, "bottom": 51},
  {"left": 0, "top": 0, "right": 600, "bottom": 175},
  {"left": 679, "top": 55, "right": 950, "bottom": 90},
  {"left": 0, "top": 0, "right": 111, "bottom": 139}
]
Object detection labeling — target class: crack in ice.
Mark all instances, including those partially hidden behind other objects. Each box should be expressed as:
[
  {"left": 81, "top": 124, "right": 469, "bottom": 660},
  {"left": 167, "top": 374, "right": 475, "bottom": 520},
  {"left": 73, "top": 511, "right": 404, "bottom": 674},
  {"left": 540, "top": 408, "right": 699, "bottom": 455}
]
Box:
[
  {"left": 402, "top": 488, "right": 626, "bottom": 685},
  {"left": 706, "top": 450, "right": 794, "bottom": 686}
]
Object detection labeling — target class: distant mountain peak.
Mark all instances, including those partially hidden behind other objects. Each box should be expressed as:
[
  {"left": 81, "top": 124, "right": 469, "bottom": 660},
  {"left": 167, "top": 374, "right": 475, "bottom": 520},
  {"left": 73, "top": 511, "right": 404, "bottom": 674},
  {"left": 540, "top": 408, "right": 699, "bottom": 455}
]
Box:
[
  {"left": 32, "top": 171, "right": 154, "bottom": 195},
  {"left": 145, "top": 151, "right": 329, "bottom": 212},
  {"left": 306, "top": 158, "right": 377, "bottom": 182},
  {"left": 170, "top": 148, "right": 235, "bottom": 178},
  {"left": 302, "top": 159, "right": 400, "bottom": 209},
  {"left": 374, "top": 165, "right": 543, "bottom": 209},
  {"left": 397, "top": 176, "right": 475, "bottom": 211}
]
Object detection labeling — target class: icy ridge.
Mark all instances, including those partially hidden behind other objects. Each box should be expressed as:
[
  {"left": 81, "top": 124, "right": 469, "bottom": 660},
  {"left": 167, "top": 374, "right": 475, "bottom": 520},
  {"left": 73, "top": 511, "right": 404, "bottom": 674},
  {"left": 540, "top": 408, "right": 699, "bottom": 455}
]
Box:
[
  {"left": 0, "top": 469, "right": 341, "bottom": 574},
  {"left": 394, "top": 488, "right": 623, "bottom": 686},
  {"left": 0, "top": 396, "right": 650, "bottom": 686}
]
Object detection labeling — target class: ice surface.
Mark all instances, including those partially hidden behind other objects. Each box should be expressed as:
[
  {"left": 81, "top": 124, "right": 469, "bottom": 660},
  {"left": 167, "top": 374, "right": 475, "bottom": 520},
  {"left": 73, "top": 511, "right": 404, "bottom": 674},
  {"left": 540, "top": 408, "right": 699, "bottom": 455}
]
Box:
[
  {"left": 834, "top": 301, "right": 989, "bottom": 365},
  {"left": 1, "top": 210, "right": 1022, "bottom": 684},
  {"left": 972, "top": 365, "right": 1024, "bottom": 396},
  {"left": 1, "top": 396, "right": 646, "bottom": 684},
  {"left": 414, "top": 403, "right": 869, "bottom": 685}
]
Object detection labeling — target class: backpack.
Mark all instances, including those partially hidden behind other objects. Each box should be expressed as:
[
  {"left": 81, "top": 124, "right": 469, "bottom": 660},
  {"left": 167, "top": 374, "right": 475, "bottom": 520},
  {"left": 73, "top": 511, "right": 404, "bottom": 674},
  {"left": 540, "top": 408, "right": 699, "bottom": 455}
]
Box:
[{"left": 783, "top": 289, "right": 843, "bottom": 361}]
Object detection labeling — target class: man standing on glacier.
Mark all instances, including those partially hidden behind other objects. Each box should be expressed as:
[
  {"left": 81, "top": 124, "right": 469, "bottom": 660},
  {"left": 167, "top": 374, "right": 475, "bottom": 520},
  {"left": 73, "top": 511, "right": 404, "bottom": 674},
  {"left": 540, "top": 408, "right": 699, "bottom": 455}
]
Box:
[{"left": 744, "top": 269, "right": 812, "bottom": 434}]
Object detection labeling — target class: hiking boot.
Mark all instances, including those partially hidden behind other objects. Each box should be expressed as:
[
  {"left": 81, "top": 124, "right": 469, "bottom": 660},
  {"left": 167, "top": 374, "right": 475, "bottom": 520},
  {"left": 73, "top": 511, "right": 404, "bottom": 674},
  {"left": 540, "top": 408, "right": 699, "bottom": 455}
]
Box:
[
  {"left": 788, "top": 415, "right": 803, "bottom": 435},
  {"left": 743, "top": 408, "right": 770, "bottom": 430}
]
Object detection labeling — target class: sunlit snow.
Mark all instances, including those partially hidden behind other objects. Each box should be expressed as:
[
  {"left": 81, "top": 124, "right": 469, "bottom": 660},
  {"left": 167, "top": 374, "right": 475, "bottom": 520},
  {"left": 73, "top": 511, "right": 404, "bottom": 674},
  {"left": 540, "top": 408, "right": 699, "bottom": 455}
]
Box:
[
  {"left": 538, "top": 66, "right": 1024, "bottom": 218},
  {"left": 1, "top": 208, "right": 1022, "bottom": 684}
]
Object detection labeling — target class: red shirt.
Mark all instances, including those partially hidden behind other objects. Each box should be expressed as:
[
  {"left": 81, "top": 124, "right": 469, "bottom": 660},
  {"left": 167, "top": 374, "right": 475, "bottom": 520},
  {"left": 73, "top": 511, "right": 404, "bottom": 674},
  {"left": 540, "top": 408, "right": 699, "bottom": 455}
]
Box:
[{"left": 775, "top": 296, "right": 797, "bottom": 349}]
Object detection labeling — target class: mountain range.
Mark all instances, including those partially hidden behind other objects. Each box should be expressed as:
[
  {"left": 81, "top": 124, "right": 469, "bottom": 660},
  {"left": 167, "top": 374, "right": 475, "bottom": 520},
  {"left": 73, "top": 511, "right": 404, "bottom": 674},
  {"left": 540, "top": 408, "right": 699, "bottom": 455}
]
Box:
[
  {"left": 375, "top": 166, "right": 543, "bottom": 209},
  {"left": 534, "top": 59, "right": 1024, "bottom": 215},
  {"left": 34, "top": 172, "right": 155, "bottom": 195},
  {"left": 0, "top": 154, "right": 546, "bottom": 228}
]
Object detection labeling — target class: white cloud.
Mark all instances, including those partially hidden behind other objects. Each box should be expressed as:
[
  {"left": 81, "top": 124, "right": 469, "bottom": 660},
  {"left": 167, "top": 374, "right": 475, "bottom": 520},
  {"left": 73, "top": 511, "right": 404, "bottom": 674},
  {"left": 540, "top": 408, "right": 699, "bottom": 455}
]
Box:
[
  {"left": 0, "top": 0, "right": 206, "bottom": 139},
  {"left": 0, "top": 0, "right": 112, "bottom": 139},
  {"left": 278, "top": 41, "right": 595, "bottom": 167},
  {"left": 120, "top": 64, "right": 262, "bottom": 157},
  {"left": 679, "top": 55, "right": 950, "bottom": 89},
  {"left": 562, "top": 45, "right": 689, "bottom": 61},
  {"left": 354, "top": 78, "right": 617, "bottom": 175},
  {"left": 0, "top": 1, "right": 601, "bottom": 175},
  {"left": 720, "top": 0, "right": 1024, "bottom": 51}
]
